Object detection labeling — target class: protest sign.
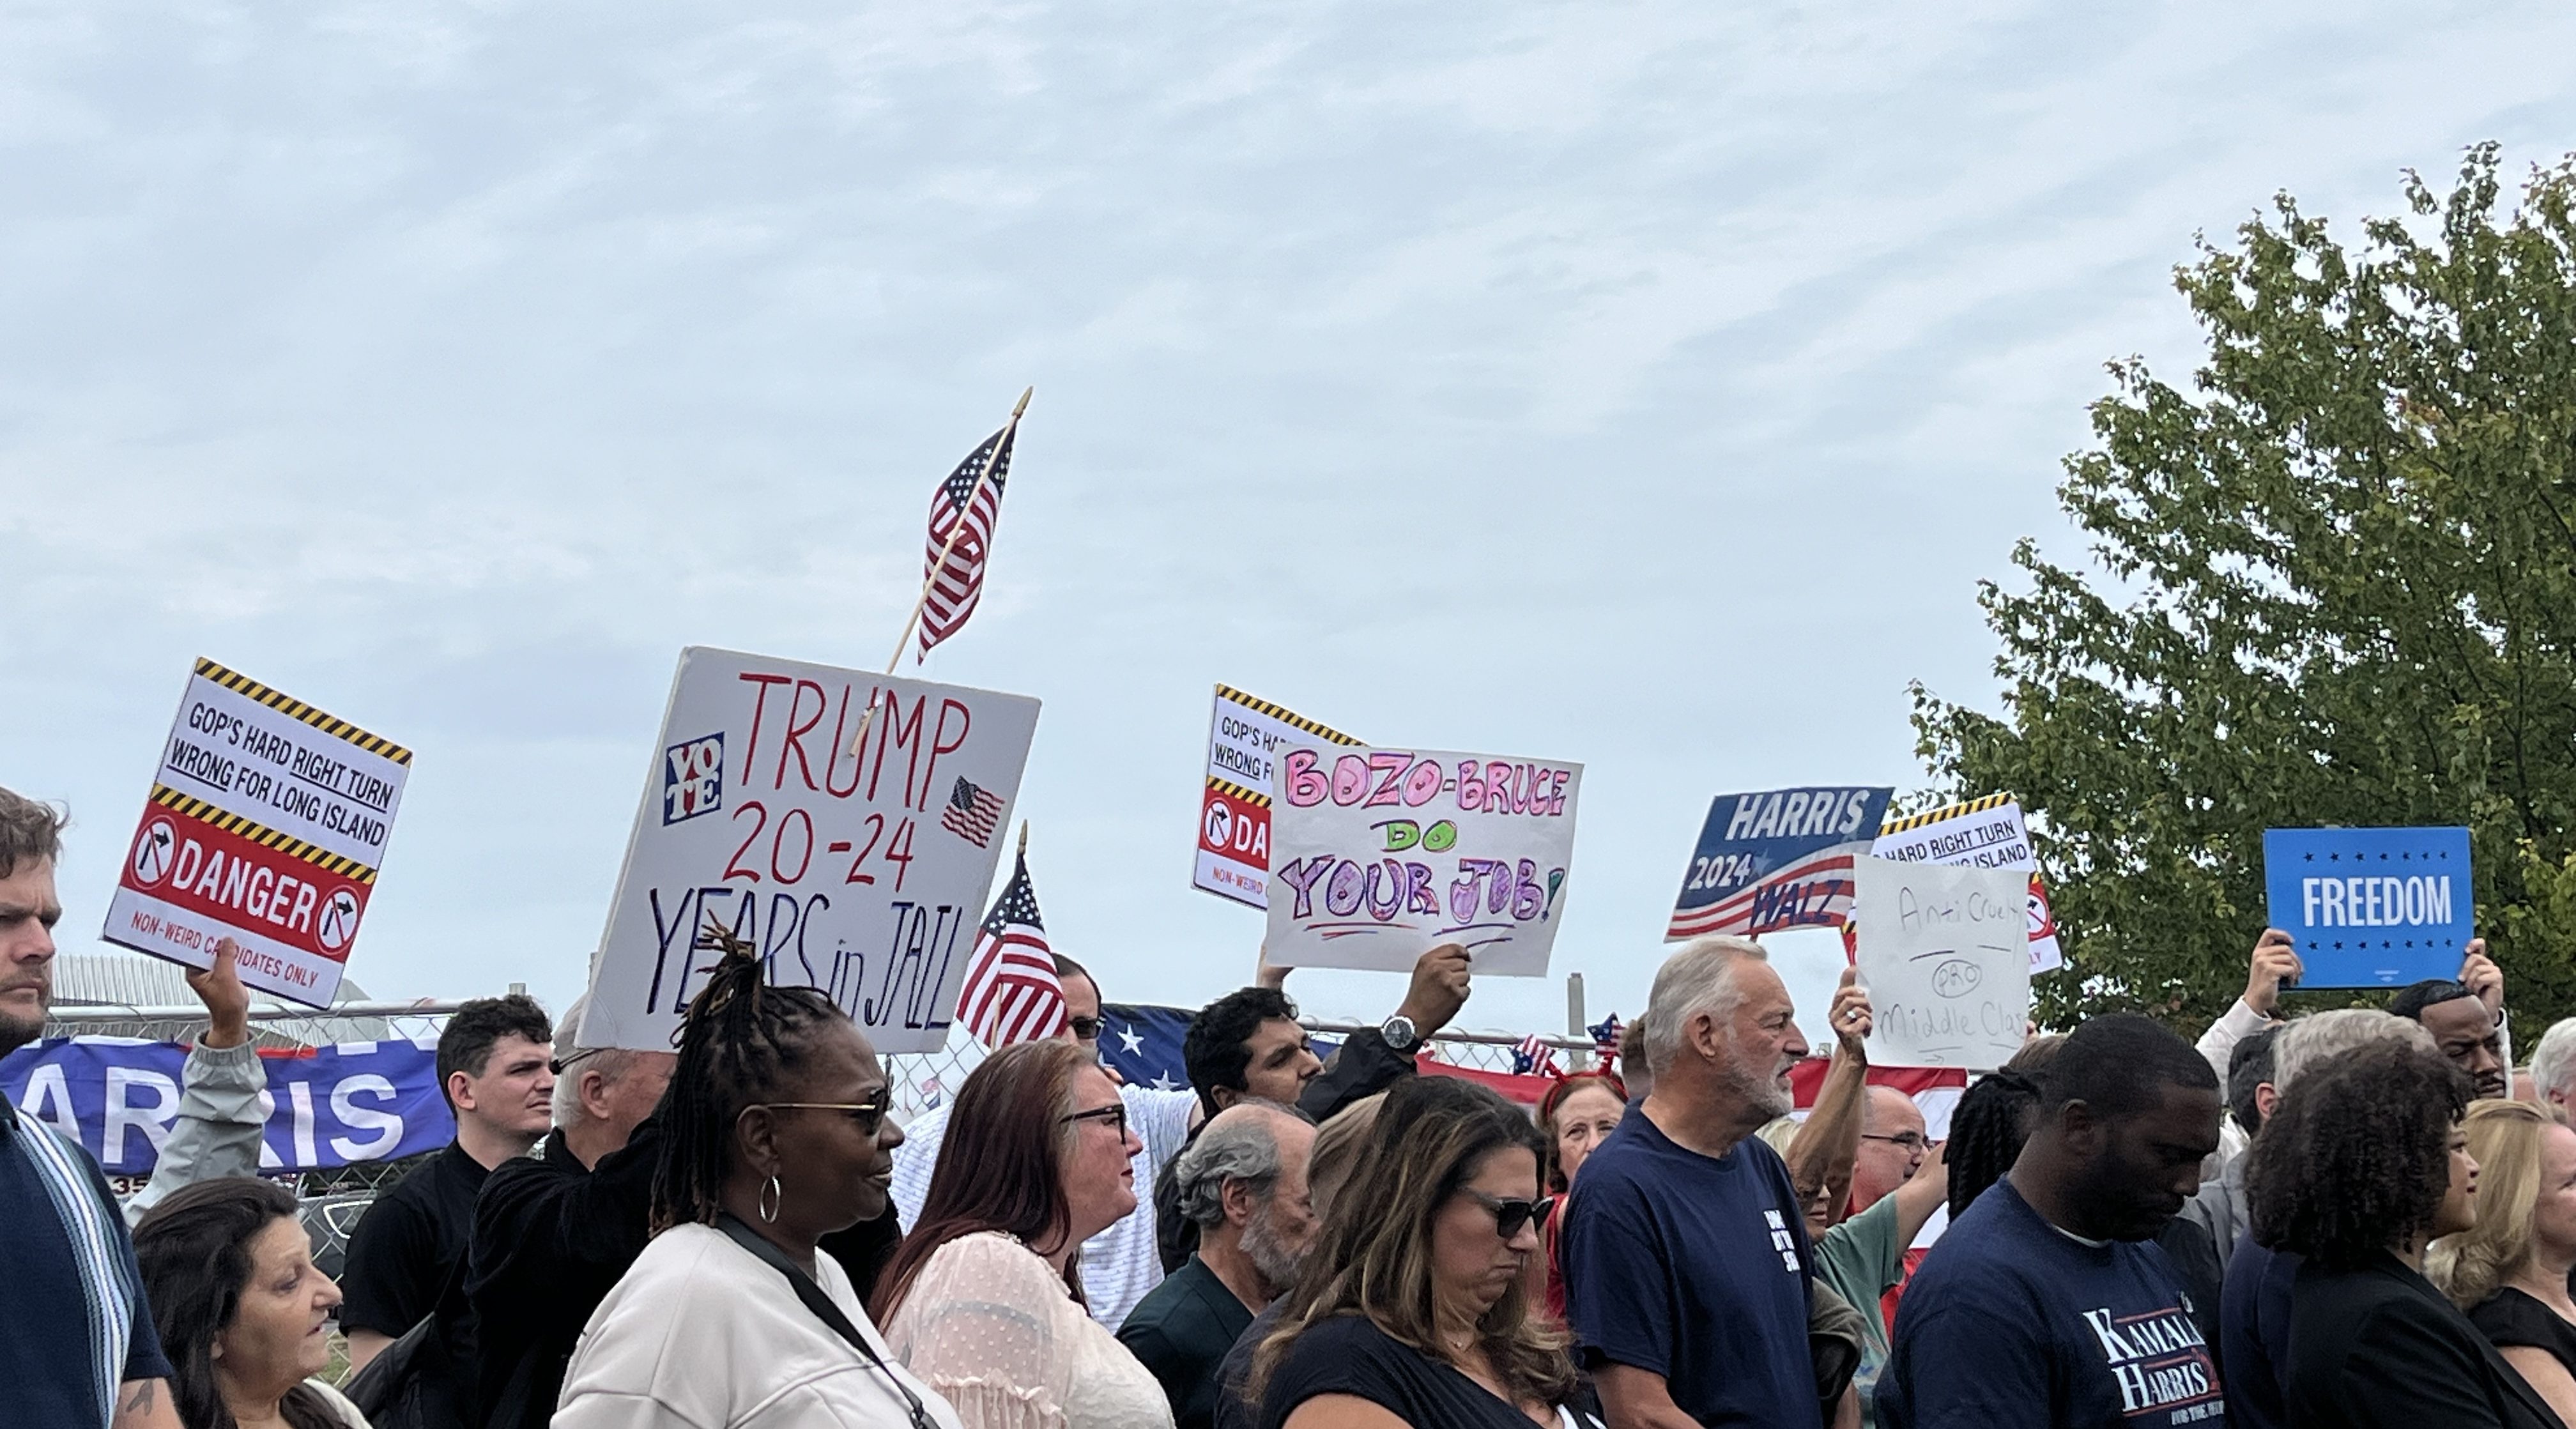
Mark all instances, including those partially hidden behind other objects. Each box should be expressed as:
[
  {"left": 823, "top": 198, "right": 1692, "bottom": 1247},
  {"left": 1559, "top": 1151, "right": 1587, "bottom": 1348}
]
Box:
[
  {"left": 1264, "top": 745, "right": 1580, "bottom": 976},
  {"left": 101, "top": 659, "right": 411, "bottom": 1009},
  {"left": 1853, "top": 855, "right": 2031, "bottom": 1070},
  {"left": 1665, "top": 786, "right": 1892, "bottom": 940},
  {"left": 1192, "top": 684, "right": 1360, "bottom": 910},
  {"left": 1869, "top": 793, "right": 2064, "bottom": 974},
  {"left": 0, "top": 1035, "right": 452, "bottom": 1177},
  {"left": 2262, "top": 825, "right": 2472, "bottom": 988},
  {"left": 579, "top": 647, "right": 1041, "bottom": 1055}
]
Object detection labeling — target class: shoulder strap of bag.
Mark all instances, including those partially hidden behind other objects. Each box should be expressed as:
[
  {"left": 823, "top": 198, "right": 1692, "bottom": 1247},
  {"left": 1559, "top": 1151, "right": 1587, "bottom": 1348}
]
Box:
[{"left": 712, "top": 1214, "right": 895, "bottom": 1366}]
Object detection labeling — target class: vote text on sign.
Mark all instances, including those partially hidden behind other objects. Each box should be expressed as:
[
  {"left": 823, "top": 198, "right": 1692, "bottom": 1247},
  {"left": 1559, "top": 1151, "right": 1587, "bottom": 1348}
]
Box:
[
  {"left": 102, "top": 659, "right": 411, "bottom": 1009},
  {"left": 2262, "top": 825, "right": 2472, "bottom": 988},
  {"left": 578, "top": 648, "right": 1040, "bottom": 1054},
  {"left": 1264, "top": 745, "right": 1581, "bottom": 976}
]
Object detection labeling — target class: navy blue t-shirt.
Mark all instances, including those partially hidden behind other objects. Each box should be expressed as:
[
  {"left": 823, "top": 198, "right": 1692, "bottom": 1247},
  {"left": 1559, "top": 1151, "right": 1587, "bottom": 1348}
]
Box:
[
  {"left": 1560, "top": 1109, "right": 1819, "bottom": 1428},
  {"left": 2216, "top": 1233, "right": 2293, "bottom": 1429},
  {"left": 1879, "top": 1180, "right": 2225, "bottom": 1429}
]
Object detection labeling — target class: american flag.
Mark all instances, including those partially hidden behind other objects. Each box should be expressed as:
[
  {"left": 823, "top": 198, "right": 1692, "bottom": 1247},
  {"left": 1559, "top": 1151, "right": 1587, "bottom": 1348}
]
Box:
[
  {"left": 1512, "top": 1032, "right": 1561, "bottom": 1078},
  {"left": 957, "top": 852, "right": 1068, "bottom": 1048},
  {"left": 919, "top": 422, "right": 1017, "bottom": 660},
  {"left": 940, "top": 776, "right": 1005, "bottom": 848},
  {"left": 1588, "top": 1013, "right": 1623, "bottom": 1063}
]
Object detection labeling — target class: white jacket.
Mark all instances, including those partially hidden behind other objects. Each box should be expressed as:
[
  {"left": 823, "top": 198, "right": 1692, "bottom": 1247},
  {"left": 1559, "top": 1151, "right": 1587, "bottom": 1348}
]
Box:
[{"left": 555, "top": 1222, "right": 963, "bottom": 1429}]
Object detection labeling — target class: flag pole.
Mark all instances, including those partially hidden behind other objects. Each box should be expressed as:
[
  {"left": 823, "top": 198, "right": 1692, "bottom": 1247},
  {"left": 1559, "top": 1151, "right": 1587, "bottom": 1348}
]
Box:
[
  {"left": 1018, "top": 820, "right": 1029, "bottom": 860},
  {"left": 849, "top": 386, "right": 1032, "bottom": 757}
]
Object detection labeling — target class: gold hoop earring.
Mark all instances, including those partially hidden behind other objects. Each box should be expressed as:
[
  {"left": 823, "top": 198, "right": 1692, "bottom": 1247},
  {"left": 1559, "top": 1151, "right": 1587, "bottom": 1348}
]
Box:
[{"left": 759, "top": 1175, "right": 783, "bottom": 1224}]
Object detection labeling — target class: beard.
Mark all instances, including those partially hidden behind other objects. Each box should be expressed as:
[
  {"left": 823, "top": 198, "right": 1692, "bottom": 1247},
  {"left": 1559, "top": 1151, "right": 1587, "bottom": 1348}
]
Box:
[
  {"left": 1241, "top": 1204, "right": 1306, "bottom": 1294},
  {"left": 1719, "top": 1029, "right": 1793, "bottom": 1120},
  {"left": 0, "top": 976, "right": 45, "bottom": 1057}
]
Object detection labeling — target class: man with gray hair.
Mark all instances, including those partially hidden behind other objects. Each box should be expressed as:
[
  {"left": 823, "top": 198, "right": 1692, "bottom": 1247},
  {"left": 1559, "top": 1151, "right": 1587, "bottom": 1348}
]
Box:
[
  {"left": 2526, "top": 1017, "right": 2576, "bottom": 1112},
  {"left": 1561, "top": 935, "right": 1824, "bottom": 1429},
  {"left": 456, "top": 996, "right": 678, "bottom": 1429},
  {"left": 1119, "top": 1101, "right": 1317, "bottom": 1429},
  {"left": 2218, "top": 1008, "right": 2439, "bottom": 1429}
]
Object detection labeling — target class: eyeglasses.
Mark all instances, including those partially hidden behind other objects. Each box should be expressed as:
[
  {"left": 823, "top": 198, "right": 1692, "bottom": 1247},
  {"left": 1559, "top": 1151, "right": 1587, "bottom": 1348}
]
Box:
[
  {"left": 1462, "top": 1189, "right": 1557, "bottom": 1239},
  {"left": 1060, "top": 1103, "right": 1130, "bottom": 1140},
  {"left": 549, "top": 1048, "right": 601, "bottom": 1077},
  {"left": 1862, "top": 1133, "right": 1931, "bottom": 1154},
  {"left": 753, "top": 1090, "right": 895, "bottom": 1137},
  {"left": 1068, "top": 1014, "right": 1103, "bottom": 1041}
]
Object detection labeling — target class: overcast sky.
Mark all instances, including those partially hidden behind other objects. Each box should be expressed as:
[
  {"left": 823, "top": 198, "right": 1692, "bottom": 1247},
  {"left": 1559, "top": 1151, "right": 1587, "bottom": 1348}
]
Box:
[{"left": 7, "top": 2, "right": 2575, "bottom": 1049}]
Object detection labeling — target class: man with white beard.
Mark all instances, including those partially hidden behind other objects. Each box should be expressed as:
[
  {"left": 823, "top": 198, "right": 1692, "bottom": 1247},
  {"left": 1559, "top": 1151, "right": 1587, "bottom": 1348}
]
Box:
[
  {"left": 1119, "top": 1102, "right": 1319, "bottom": 1429},
  {"left": 1561, "top": 935, "right": 1827, "bottom": 1429}
]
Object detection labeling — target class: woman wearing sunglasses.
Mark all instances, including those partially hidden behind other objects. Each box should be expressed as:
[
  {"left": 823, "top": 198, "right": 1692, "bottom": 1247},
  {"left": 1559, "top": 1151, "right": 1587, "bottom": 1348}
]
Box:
[
  {"left": 1248, "top": 1076, "right": 1606, "bottom": 1429},
  {"left": 555, "top": 942, "right": 962, "bottom": 1429},
  {"left": 875, "top": 1038, "right": 1177, "bottom": 1428}
]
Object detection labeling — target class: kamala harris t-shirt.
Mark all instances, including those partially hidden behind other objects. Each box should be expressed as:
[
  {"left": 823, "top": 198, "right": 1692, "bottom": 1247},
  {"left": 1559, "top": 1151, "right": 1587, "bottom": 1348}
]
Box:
[{"left": 1878, "top": 1179, "right": 2225, "bottom": 1429}]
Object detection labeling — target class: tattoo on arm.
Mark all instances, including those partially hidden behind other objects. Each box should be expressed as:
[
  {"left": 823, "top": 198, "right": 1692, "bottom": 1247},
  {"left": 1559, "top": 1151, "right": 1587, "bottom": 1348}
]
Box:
[{"left": 120, "top": 1381, "right": 158, "bottom": 1414}]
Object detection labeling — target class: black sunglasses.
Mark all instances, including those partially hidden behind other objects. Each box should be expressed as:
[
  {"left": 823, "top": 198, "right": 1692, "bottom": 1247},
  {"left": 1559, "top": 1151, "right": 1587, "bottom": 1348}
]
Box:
[
  {"left": 755, "top": 1089, "right": 896, "bottom": 1137},
  {"left": 1463, "top": 1189, "right": 1558, "bottom": 1239},
  {"left": 1068, "top": 1014, "right": 1103, "bottom": 1041}
]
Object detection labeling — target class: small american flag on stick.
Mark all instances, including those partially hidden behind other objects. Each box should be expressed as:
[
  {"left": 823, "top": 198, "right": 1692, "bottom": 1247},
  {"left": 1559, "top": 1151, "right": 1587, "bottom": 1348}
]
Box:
[
  {"left": 958, "top": 844, "right": 1068, "bottom": 1048},
  {"left": 1512, "top": 1032, "right": 1561, "bottom": 1078},
  {"left": 919, "top": 422, "right": 1016, "bottom": 661},
  {"left": 940, "top": 776, "right": 1005, "bottom": 848}
]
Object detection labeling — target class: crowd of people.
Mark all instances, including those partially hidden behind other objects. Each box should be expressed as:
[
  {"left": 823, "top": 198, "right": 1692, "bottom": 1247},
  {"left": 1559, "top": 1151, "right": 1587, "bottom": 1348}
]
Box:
[{"left": 12, "top": 770, "right": 2576, "bottom": 1428}]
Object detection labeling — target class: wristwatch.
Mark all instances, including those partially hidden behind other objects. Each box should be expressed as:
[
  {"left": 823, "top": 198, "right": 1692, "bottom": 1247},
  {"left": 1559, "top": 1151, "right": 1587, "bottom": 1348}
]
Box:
[{"left": 1380, "top": 1014, "right": 1420, "bottom": 1051}]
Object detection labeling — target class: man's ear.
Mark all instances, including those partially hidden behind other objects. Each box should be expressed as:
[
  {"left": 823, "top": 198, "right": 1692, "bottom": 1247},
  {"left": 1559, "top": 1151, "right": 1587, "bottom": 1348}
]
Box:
[
  {"left": 447, "top": 1070, "right": 477, "bottom": 1113},
  {"left": 2255, "top": 1082, "right": 2280, "bottom": 1122},
  {"left": 1220, "top": 1175, "right": 1260, "bottom": 1228},
  {"left": 2056, "top": 1099, "right": 2104, "bottom": 1156},
  {"left": 577, "top": 1069, "right": 615, "bottom": 1123},
  {"left": 1211, "top": 1085, "right": 1241, "bottom": 1113}
]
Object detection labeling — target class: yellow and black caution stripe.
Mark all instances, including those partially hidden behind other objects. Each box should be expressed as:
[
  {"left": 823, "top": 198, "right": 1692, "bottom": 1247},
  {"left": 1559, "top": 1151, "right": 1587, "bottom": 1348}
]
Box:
[
  {"left": 1214, "top": 684, "right": 1360, "bottom": 747},
  {"left": 150, "top": 786, "right": 379, "bottom": 884},
  {"left": 1208, "top": 776, "right": 1267, "bottom": 809},
  {"left": 195, "top": 657, "right": 412, "bottom": 766},
  {"left": 1876, "top": 791, "right": 2015, "bottom": 837}
]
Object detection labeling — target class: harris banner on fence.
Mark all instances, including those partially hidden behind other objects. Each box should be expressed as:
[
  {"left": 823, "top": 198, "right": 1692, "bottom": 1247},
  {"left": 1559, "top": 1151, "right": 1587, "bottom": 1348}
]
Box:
[{"left": 0, "top": 1035, "right": 452, "bottom": 1177}]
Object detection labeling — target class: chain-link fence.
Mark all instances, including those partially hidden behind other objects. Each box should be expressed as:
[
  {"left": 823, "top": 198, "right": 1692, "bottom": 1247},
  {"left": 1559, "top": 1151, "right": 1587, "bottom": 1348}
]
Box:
[{"left": 41, "top": 1002, "right": 1600, "bottom": 1189}]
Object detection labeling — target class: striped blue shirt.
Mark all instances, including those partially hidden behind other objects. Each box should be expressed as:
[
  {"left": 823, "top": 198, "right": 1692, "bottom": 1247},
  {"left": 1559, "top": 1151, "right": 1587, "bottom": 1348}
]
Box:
[{"left": 1, "top": 1089, "right": 172, "bottom": 1428}]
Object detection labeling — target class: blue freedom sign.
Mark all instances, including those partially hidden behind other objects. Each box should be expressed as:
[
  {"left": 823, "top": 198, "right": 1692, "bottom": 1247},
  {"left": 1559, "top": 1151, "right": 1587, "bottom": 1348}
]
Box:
[
  {"left": 2262, "top": 825, "right": 2473, "bottom": 988},
  {"left": 1665, "top": 786, "right": 1893, "bottom": 940}
]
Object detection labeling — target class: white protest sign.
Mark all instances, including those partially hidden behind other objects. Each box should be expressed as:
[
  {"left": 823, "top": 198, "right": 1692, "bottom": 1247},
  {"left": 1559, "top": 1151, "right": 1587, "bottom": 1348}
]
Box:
[
  {"left": 1264, "top": 745, "right": 1580, "bottom": 976},
  {"left": 578, "top": 647, "right": 1040, "bottom": 1054},
  {"left": 1854, "top": 855, "right": 2030, "bottom": 1070},
  {"left": 1191, "top": 684, "right": 1360, "bottom": 910},
  {"left": 1869, "top": 794, "right": 2064, "bottom": 974},
  {"left": 102, "top": 659, "right": 411, "bottom": 1009}
]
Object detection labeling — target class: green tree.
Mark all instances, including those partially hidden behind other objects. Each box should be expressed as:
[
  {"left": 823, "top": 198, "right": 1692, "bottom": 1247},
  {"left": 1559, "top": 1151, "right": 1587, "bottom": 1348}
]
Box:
[{"left": 1913, "top": 144, "right": 2576, "bottom": 1033}]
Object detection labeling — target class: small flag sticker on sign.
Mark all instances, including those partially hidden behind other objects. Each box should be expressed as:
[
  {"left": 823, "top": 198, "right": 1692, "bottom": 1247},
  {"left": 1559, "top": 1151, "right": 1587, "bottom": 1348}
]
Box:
[{"left": 941, "top": 776, "right": 1005, "bottom": 848}]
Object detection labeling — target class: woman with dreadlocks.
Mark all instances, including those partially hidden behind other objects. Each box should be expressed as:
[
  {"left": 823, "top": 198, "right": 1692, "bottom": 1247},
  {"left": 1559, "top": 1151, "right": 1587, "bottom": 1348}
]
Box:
[{"left": 555, "top": 944, "right": 963, "bottom": 1429}]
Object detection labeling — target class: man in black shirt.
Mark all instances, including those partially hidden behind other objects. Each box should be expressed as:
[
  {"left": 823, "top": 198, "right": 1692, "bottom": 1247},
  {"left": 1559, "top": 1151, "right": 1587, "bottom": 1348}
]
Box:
[
  {"left": 464, "top": 998, "right": 674, "bottom": 1429},
  {"left": 340, "top": 993, "right": 554, "bottom": 1374}
]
